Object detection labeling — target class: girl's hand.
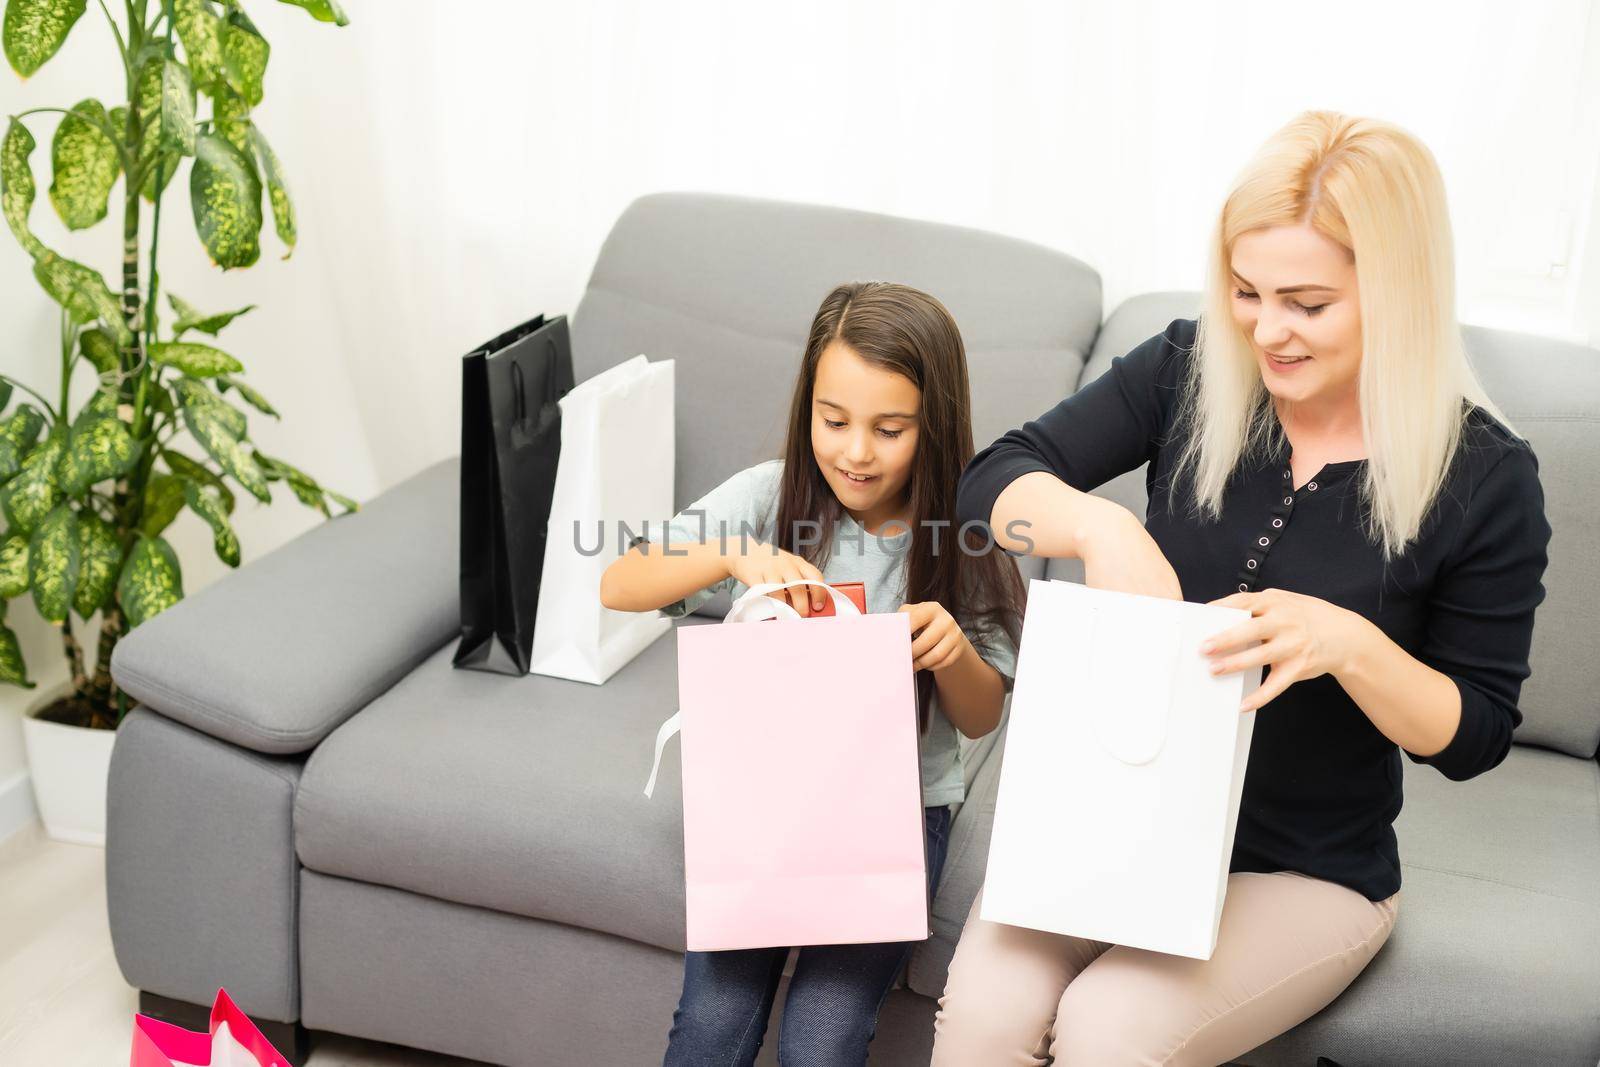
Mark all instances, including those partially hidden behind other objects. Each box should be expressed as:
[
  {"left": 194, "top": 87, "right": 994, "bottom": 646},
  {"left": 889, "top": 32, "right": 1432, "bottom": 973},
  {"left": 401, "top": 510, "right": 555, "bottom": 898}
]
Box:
[
  {"left": 1077, "top": 497, "right": 1183, "bottom": 601},
  {"left": 725, "top": 541, "right": 826, "bottom": 616},
  {"left": 1202, "top": 588, "right": 1368, "bottom": 712},
  {"left": 898, "top": 601, "right": 969, "bottom": 671}
]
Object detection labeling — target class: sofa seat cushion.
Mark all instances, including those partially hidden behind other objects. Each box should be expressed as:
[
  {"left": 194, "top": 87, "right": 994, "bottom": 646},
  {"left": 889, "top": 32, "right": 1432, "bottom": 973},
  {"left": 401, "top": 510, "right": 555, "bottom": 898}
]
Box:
[
  {"left": 1245, "top": 744, "right": 1600, "bottom": 1065},
  {"left": 294, "top": 621, "right": 707, "bottom": 953}
]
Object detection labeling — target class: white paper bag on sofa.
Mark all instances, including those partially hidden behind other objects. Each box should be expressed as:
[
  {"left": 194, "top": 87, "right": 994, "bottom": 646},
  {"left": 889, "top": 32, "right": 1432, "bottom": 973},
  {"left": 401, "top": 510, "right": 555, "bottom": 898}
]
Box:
[
  {"left": 981, "top": 578, "right": 1261, "bottom": 960},
  {"left": 529, "top": 355, "right": 674, "bottom": 684}
]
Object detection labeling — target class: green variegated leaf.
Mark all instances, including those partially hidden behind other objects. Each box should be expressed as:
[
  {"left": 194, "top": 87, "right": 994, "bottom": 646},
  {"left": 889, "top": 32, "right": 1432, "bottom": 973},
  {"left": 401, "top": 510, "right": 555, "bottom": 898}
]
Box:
[
  {"left": 3, "top": 0, "right": 86, "bottom": 77},
  {"left": 172, "top": 0, "right": 224, "bottom": 91},
  {"left": 0, "top": 535, "right": 29, "bottom": 597},
  {"left": 129, "top": 58, "right": 181, "bottom": 201},
  {"left": 172, "top": 378, "right": 246, "bottom": 437},
  {"left": 0, "top": 379, "right": 10, "bottom": 408},
  {"left": 182, "top": 477, "right": 239, "bottom": 566},
  {"left": 48, "top": 98, "right": 120, "bottom": 229},
  {"left": 219, "top": 10, "right": 269, "bottom": 107},
  {"left": 1, "top": 406, "right": 39, "bottom": 481},
  {"left": 27, "top": 502, "right": 77, "bottom": 622},
  {"left": 160, "top": 59, "right": 198, "bottom": 156},
  {"left": 78, "top": 325, "right": 119, "bottom": 373},
  {"left": 71, "top": 509, "right": 118, "bottom": 618},
  {"left": 256, "top": 451, "right": 335, "bottom": 515},
  {"left": 151, "top": 340, "right": 243, "bottom": 377},
  {"left": 1, "top": 402, "right": 45, "bottom": 454},
  {"left": 211, "top": 81, "right": 250, "bottom": 154},
  {"left": 285, "top": 475, "right": 323, "bottom": 512},
  {"left": 151, "top": 381, "right": 176, "bottom": 417},
  {"left": 139, "top": 471, "right": 185, "bottom": 536},
  {"left": 116, "top": 533, "right": 182, "bottom": 627},
  {"left": 190, "top": 132, "right": 261, "bottom": 269},
  {"left": 167, "top": 292, "right": 255, "bottom": 336},
  {"left": 0, "top": 427, "right": 63, "bottom": 534},
  {"left": 32, "top": 251, "right": 134, "bottom": 345},
  {"left": 277, "top": 0, "right": 348, "bottom": 25},
  {"left": 162, "top": 449, "right": 234, "bottom": 513},
  {"left": 2, "top": 118, "right": 44, "bottom": 256},
  {"left": 58, "top": 416, "right": 139, "bottom": 495},
  {"left": 0, "top": 620, "right": 32, "bottom": 688},
  {"left": 216, "top": 374, "right": 276, "bottom": 417},
  {"left": 324, "top": 488, "right": 357, "bottom": 512},
  {"left": 248, "top": 125, "right": 293, "bottom": 255},
  {"left": 182, "top": 400, "right": 269, "bottom": 502},
  {"left": 70, "top": 387, "right": 116, "bottom": 429}
]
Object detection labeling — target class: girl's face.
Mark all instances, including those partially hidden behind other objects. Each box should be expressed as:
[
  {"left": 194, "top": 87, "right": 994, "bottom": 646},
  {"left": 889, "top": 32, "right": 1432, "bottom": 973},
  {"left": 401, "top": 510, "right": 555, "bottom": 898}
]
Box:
[
  {"left": 1228, "top": 223, "right": 1363, "bottom": 411},
  {"left": 810, "top": 340, "right": 921, "bottom": 528}
]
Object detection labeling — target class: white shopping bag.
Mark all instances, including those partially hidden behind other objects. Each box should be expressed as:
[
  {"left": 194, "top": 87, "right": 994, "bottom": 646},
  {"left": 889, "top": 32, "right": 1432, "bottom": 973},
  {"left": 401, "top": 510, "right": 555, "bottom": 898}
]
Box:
[
  {"left": 528, "top": 355, "right": 674, "bottom": 684},
  {"left": 982, "top": 578, "right": 1261, "bottom": 960}
]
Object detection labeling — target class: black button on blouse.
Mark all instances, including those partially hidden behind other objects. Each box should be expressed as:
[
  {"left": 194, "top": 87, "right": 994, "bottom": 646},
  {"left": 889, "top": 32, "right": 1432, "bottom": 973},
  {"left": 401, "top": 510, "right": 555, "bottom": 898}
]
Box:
[{"left": 957, "top": 317, "right": 1552, "bottom": 901}]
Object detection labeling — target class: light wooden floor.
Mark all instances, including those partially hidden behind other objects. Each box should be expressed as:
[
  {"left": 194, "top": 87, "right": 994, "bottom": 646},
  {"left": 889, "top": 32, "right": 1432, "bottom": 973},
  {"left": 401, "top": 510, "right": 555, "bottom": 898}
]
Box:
[{"left": 0, "top": 822, "right": 487, "bottom": 1066}]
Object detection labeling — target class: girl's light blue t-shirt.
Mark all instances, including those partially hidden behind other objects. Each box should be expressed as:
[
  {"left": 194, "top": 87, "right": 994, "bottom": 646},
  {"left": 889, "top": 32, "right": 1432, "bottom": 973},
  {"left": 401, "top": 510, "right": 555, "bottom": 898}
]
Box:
[{"left": 655, "top": 459, "right": 1017, "bottom": 808}]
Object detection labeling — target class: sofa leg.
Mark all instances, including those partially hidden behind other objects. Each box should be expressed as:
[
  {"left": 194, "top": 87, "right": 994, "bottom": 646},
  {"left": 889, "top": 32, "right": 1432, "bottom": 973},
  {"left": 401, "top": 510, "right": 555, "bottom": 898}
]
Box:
[{"left": 138, "top": 990, "right": 311, "bottom": 1067}]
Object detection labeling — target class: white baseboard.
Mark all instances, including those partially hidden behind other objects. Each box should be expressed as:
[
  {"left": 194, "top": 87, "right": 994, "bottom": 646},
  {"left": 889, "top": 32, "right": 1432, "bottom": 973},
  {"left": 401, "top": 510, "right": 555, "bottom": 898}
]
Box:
[{"left": 0, "top": 769, "right": 40, "bottom": 852}]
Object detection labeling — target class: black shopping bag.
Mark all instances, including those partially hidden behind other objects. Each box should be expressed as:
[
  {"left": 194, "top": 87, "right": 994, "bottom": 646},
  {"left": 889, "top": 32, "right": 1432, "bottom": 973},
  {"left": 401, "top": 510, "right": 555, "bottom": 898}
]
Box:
[{"left": 452, "top": 314, "right": 575, "bottom": 675}]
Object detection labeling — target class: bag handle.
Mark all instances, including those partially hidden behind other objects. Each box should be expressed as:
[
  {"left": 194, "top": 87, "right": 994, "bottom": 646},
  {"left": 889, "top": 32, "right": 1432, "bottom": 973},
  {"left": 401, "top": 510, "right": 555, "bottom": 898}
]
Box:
[
  {"left": 1086, "top": 601, "right": 1183, "bottom": 767},
  {"left": 725, "top": 579, "right": 863, "bottom": 623},
  {"left": 643, "top": 579, "right": 862, "bottom": 798},
  {"left": 510, "top": 360, "right": 527, "bottom": 428}
]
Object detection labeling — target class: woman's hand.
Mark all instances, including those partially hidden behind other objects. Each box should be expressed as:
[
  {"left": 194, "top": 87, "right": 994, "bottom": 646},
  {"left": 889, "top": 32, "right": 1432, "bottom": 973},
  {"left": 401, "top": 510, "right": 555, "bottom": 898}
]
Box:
[
  {"left": 1202, "top": 588, "right": 1369, "bottom": 712},
  {"left": 725, "top": 541, "right": 826, "bottom": 615},
  {"left": 1077, "top": 497, "right": 1183, "bottom": 601},
  {"left": 898, "top": 601, "right": 971, "bottom": 671}
]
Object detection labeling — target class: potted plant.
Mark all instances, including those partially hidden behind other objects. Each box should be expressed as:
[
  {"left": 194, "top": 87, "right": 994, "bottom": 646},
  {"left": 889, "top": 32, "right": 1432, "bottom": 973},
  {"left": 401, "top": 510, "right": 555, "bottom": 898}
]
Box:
[{"left": 1, "top": 0, "right": 352, "bottom": 843}]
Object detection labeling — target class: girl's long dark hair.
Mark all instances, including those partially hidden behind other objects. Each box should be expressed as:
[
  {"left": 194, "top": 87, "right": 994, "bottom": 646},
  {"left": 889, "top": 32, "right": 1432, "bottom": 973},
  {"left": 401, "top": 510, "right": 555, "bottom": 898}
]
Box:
[{"left": 773, "top": 281, "right": 1026, "bottom": 731}]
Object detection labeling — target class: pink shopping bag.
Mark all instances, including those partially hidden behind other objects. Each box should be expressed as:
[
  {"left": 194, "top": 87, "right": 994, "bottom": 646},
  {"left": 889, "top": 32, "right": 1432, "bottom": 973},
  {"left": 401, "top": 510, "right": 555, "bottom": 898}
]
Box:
[
  {"left": 675, "top": 579, "right": 927, "bottom": 951},
  {"left": 130, "top": 987, "right": 292, "bottom": 1067}
]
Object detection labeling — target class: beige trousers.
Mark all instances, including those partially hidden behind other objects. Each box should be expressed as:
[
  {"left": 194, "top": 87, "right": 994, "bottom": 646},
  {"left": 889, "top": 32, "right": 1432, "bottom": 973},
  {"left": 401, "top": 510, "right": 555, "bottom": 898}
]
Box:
[{"left": 931, "top": 872, "right": 1399, "bottom": 1067}]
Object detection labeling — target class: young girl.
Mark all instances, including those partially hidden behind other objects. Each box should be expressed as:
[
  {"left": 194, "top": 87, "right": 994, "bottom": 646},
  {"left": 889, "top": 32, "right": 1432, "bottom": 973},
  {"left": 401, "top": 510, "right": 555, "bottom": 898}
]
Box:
[{"left": 600, "top": 281, "right": 1025, "bottom": 1067}]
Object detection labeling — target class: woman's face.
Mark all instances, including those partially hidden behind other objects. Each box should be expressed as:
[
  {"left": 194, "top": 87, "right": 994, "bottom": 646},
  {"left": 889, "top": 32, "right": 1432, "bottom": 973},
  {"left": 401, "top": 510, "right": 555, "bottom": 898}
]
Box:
[
  {"left": 810, "top": 340, "right": 921, "bottom": 528},
  {"left": 1228, "top": 223, "right": 1362, "bottom": 410}
]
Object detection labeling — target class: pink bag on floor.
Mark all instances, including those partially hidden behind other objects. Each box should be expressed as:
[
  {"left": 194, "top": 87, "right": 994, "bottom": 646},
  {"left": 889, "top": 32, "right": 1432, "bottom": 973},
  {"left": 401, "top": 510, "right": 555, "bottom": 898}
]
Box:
[
  {"left": 673, "top": 579, "right": 927, "bottom": 951},
  {"left": 130, "top": 988, "right": 292, "bottom": 1067}
]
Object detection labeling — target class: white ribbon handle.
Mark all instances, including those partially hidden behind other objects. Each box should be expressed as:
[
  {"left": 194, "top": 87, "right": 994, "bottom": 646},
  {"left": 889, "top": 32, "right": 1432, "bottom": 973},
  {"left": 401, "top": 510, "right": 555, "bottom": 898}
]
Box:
[
  {"left": 643, "top": 579, "right": 861, "bottom": 798},
  {"left": 1087, "top": 602, "right": 1184, "bottom": 766},
  {"left": 643, "top": 710, "right": 681, "bottom": 799},
  {"left": 725, "top": 579, "right": 862, "bottom": 623}
]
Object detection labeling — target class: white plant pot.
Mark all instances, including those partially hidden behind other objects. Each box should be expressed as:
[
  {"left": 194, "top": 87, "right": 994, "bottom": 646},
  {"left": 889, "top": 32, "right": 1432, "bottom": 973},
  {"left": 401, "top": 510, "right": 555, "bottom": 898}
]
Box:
[{"left": 21, "top": 681, "right": 118, "bottom": 846}]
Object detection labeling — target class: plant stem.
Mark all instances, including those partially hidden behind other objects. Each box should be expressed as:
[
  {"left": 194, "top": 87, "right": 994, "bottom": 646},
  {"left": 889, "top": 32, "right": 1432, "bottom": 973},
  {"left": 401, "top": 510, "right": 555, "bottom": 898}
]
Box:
[
  {"left": 0, "top": 374, "right": 58, "bottom": 420},
  {"left": 61, "top": 620, "right": 89, "bottom": 697},
  {"left": 87, "top": 57, "right": 150, "bottom": 714},
  {"left": 95, "top": 0, "right": 133, "bottom": 82},
  {"left": 58, "top": 309, "right": 72, "bottom": 426},
  {"left": 136, "top": 160, "right": 165, "bottom": 430}
]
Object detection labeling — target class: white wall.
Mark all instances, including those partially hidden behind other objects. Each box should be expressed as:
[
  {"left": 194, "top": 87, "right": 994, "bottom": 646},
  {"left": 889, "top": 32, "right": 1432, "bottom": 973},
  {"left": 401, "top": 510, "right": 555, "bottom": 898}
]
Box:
[{"left": 1, "top": 0, "right": 1597, "bottom": 831}]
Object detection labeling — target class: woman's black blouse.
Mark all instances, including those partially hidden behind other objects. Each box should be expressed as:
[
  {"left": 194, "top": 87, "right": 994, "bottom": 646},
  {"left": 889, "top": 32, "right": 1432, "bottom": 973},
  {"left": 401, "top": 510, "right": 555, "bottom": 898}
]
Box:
[{"left": 957, "top": 317, "right": 1551, "bottom": 901}]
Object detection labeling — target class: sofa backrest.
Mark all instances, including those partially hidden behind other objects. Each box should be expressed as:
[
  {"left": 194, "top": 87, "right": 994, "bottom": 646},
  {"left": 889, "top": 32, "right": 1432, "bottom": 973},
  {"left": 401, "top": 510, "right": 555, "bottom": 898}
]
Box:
[
  {"left": 570, "top": 193, "right": 1103, "bottom": 511},
  {"left": 1052, "top": 292, "right": 1600, "bottom": 759}
]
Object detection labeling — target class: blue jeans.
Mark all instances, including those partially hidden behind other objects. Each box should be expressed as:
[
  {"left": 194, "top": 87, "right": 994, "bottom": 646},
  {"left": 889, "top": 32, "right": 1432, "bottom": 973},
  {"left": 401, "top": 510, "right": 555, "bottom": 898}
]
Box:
[{"left": 663, "top": 804, "right": 955, "bottom": 1067}]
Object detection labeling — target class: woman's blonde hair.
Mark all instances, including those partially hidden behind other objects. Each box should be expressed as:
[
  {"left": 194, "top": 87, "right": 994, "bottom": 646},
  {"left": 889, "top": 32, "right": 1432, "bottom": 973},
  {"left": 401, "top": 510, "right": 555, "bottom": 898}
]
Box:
[{"left": 1174, "top": 110, "right": 1510, "bottom": 558}]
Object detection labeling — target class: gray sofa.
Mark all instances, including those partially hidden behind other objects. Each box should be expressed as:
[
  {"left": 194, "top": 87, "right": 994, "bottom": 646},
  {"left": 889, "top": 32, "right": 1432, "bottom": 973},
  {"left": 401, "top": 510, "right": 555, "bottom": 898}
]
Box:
[{"left": 105, "top": 192, "right": 1600, "bottom": 1066}]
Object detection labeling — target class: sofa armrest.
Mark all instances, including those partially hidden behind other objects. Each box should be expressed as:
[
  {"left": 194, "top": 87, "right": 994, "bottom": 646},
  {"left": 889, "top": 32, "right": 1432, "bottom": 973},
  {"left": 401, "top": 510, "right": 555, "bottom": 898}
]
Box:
[{"left": 109, "top": 457, "right": 460, "bottom": 755}]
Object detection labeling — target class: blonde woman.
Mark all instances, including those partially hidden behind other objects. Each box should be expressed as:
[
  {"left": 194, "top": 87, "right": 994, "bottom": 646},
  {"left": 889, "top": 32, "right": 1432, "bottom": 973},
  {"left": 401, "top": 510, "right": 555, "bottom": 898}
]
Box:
[{"left": 934, "top": 111, "right": 1552, "bottom": 1065}]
